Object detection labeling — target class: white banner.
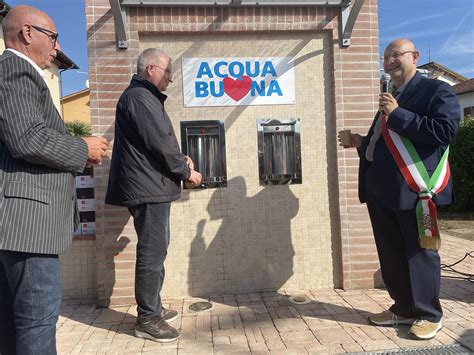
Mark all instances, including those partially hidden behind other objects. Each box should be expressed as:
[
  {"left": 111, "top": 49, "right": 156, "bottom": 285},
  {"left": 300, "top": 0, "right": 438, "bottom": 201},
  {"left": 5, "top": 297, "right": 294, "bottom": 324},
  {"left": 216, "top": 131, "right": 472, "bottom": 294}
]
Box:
[{"left": 182, "top": 57, "right": 295, "bottom": 107}]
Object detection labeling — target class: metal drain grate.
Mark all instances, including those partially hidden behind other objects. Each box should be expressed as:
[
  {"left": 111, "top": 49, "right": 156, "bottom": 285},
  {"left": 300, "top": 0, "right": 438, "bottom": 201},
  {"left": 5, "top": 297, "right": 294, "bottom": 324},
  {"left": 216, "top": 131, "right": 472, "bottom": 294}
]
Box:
[
  {"left": 345, "top": 344, "right": 472, "bottom": 355},
  {"left": 188, "top": 301, "right": 213, "bottom": 312}
]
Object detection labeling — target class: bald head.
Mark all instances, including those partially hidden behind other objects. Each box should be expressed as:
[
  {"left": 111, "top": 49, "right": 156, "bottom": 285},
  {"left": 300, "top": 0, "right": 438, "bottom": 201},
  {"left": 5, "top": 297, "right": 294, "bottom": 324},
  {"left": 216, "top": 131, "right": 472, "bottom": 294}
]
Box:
[
  {"left": 3, "top": 6, "right": 50, "bottom": 44},
  {"left": 386, "top": 38, "right": 417, "bottom": 53},
  {"left": 2, "top": 5, "right": 61, "bottom": 69},
  {"left": 383, "top": 38, "right": 419, "bottom": 88}
]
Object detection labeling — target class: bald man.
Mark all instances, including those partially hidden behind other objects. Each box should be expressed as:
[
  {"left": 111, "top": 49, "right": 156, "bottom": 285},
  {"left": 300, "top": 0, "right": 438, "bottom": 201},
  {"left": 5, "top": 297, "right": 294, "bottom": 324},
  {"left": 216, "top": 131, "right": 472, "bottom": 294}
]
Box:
[
  {"left": 0, "top": 6, "right": 108, "bottom": 354},
  {"left": 339, "top": 39, "right": 460, "bottom": 340}
]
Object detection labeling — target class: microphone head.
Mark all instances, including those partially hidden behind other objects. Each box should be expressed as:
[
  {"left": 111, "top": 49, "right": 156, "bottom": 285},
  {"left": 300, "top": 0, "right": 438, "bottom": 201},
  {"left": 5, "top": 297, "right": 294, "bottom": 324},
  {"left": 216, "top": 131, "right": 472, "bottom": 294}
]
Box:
[
  {"left": 381, "top": 72, "right": 391, "bottom": 93},
  {"left": 381, "top": 73, "right": 391, "bottom": 82}
]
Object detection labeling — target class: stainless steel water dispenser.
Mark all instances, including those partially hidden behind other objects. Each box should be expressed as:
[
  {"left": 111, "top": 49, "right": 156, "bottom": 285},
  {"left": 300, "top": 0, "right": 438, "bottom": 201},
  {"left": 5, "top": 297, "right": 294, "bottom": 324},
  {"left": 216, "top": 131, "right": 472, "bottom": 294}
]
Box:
[
  {"left": 180, "top": 120, "right": 227, "bottom": 189},
  {"left": 257, "top": 118, "right": 302, "bottom": 186}
]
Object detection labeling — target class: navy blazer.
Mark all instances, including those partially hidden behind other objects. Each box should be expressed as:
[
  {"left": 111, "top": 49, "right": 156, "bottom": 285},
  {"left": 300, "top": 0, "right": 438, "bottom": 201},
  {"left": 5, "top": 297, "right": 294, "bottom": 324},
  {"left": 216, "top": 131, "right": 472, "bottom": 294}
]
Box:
[{"left": 358, "top": 72, "right": 461, "bottom": 210}]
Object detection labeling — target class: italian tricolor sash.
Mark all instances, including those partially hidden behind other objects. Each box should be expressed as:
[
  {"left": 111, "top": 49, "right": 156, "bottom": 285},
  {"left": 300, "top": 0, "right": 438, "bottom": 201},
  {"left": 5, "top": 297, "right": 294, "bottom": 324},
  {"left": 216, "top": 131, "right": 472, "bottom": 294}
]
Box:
[{"left": 380, "top": 115, "right": 450, "bottom": 251}]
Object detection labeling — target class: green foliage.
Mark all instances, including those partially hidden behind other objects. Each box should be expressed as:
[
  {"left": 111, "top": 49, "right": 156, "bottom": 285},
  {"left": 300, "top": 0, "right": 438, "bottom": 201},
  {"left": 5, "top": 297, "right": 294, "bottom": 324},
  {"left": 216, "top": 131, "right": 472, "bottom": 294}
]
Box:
[
  {"left": 446, "top": 116, "right": 474, "bottom": 212},
  {"left": 65, "top": 120, "right": 92, "bottom": 137}
]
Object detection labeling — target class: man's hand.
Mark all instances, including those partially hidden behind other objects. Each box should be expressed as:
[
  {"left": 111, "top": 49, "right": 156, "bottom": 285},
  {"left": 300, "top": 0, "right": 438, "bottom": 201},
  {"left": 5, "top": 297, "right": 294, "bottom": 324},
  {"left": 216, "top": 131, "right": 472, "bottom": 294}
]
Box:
[
  {"left": 184, "top": 155, "right": 194, "bottom": 170},
  {"left": 338, "top": 132, "right": 363, "bottom": 149},
  {"left": 379, "top": 93, "right": 398, "bottom": 117},
  {"left": 187, "top": 170, "right": 202, "bottom": 187},
  {"left": 82, "top": 136, "right": 108, "bottom": 165},
  {"left": 85, "top": 158, "right": 102, "bottom": 168}
]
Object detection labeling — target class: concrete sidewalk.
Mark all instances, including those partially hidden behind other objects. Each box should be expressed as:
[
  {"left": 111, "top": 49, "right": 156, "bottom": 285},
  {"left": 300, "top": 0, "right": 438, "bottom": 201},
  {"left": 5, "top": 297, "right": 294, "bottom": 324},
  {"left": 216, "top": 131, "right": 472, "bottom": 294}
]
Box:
[{"left": 57, "top": 234, "right": 474, "bottom": 354}]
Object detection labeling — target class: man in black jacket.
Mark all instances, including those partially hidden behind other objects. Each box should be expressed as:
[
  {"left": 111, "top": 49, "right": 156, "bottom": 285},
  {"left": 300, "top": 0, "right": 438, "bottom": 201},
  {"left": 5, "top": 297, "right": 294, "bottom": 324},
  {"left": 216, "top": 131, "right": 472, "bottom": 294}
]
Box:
[{"left": 106, "top": 48, "right": 202, "bottom": 342}]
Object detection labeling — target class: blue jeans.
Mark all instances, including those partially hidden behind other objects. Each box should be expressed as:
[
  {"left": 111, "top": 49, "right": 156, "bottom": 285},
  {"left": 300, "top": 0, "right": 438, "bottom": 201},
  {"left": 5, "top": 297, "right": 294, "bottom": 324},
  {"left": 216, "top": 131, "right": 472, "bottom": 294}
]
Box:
[
  {"left": 0, "top": 250, "right": 61, "bottom": 355},
  {"left": 128, "top": 202, "right": 171, "bottom": 323}
]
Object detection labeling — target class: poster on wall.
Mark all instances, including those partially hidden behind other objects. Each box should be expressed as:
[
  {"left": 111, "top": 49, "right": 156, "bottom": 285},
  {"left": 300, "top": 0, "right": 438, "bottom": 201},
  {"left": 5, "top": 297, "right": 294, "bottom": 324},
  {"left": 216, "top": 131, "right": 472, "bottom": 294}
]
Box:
[{"left": 182, "top": 57, "right": 295, "bottom": 107}]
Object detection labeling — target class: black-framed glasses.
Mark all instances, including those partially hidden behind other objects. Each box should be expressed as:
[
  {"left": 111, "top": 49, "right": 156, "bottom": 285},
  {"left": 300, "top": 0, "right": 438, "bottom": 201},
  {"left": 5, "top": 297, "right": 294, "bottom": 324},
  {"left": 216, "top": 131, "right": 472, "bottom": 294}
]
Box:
[
  {"left": 31, "top": 25, "right": 59, "bottom": 47},
  {"left": 149, "top": 64, "right": 173, "bottom": 76},
  {"left": 382, "top": 51, "right": 416, "bottom": 62}
]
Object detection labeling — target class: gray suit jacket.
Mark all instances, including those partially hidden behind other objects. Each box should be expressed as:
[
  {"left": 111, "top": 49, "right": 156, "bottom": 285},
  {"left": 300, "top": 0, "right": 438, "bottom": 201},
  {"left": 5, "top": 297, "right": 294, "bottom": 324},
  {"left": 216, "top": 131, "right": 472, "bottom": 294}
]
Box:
[{"left": 0, "top": 50, "right": 89, "bottom": 254}]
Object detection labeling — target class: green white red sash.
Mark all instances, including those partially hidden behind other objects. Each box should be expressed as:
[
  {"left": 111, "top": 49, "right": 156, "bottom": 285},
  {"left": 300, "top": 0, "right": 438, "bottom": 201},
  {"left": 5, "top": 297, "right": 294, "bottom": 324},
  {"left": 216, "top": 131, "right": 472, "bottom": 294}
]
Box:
[{"left": 380, "top": 115, "right": 450, "bottom": 251}]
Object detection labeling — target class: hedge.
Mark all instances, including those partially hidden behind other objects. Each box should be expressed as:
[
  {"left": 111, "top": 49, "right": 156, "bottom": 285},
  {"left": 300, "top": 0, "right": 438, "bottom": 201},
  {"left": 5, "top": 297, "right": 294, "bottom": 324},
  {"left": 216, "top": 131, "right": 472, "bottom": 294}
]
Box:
[{"left": 446, "top": 116, "right": 474, "bottom": 212}]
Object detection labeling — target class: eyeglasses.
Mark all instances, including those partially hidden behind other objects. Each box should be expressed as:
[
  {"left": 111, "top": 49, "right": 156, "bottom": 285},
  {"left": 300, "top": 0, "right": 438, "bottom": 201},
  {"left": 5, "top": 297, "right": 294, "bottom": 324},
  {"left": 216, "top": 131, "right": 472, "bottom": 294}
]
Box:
[
  {"left": 31, "top": 25, "right": 59, "bottom": 47},
  {"left": 382, "top": 51, "right": 416, "bottom": 62},
  {"left": 149, "top": 64, "right": 173, "bottom": 76}
]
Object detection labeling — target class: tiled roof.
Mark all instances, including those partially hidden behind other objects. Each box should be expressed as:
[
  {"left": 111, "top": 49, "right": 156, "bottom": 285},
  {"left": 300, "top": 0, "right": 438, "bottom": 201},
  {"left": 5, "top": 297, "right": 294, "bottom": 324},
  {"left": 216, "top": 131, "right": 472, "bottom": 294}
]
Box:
[
  {"left": 453, "top": 79, "right": 474, "bottom": 95},
  {"left": 417, "top": 62, "right": 468, "bottom": 82}
]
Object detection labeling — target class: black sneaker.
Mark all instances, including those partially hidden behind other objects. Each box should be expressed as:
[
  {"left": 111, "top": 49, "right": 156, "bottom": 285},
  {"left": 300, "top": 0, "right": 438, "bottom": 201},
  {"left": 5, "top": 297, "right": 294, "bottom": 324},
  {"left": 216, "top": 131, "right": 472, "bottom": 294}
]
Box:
[
  {"left": 161, "top": 307, "right": 178, "bottom": 323},
  {"left": 135, "top": 317, "right": 180, "bottom": 343}
]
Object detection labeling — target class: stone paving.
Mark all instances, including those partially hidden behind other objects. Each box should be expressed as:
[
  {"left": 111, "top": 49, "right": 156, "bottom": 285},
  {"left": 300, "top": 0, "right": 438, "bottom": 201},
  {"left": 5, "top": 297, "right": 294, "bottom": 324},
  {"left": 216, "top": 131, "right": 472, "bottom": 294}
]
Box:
[{"left": 57, "top": 235, "right": 474, "bottom": 354}]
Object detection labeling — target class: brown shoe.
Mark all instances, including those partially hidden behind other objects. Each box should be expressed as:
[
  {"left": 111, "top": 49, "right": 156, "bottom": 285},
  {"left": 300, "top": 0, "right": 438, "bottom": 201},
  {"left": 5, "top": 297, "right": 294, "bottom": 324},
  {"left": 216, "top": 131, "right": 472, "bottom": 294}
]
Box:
[
  {"left": 135, "top": 317, "right": 180, "bottom": 343},
  {"left": 409, "top": 319, "right": 442, "bottom": 340},
  {"left": 368, "top": 310, "right": 415, "bottom": 326}
]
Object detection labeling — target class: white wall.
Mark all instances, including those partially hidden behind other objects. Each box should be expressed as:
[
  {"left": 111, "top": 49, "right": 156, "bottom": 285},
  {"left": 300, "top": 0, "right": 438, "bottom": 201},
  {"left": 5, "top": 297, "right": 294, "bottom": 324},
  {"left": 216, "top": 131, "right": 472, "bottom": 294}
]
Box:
[{"left": 458, "top": 92, "right": 474, "bottom": 117}]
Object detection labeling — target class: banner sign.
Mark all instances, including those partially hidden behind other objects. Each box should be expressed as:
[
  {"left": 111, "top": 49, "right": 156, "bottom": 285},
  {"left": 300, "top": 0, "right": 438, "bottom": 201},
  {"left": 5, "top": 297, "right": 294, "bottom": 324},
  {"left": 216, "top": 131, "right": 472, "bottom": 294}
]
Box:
[{"left": 182, "top": 57, "right": 295, "bottom": 107}]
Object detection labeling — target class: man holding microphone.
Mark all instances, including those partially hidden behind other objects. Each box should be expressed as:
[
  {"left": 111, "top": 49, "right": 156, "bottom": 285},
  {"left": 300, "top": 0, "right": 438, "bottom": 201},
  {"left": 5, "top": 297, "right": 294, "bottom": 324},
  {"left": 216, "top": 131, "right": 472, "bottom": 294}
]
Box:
[{"left": 339, "top": 38, "right": 460, "bottom": 340}]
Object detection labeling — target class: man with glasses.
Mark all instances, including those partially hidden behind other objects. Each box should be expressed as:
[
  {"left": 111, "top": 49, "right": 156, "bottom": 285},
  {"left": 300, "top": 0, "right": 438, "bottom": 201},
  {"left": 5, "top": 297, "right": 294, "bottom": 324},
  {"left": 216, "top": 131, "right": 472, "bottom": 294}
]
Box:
[
  {"left": 0, "top": 6, "right": 108, "bottom": 354},
  {"left": 339, "top": 38, "right": 460, "bottom": 340},
  {"left": 106, "top": 48, "right": 202, "bottom": 342}
]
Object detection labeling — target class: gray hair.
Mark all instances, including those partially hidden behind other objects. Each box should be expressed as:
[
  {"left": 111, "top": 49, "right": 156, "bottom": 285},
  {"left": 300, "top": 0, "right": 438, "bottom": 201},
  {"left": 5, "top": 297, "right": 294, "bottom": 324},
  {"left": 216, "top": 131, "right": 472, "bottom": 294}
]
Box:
[{"left": 137, "top": 48, "right": 167, "bottom": 76}]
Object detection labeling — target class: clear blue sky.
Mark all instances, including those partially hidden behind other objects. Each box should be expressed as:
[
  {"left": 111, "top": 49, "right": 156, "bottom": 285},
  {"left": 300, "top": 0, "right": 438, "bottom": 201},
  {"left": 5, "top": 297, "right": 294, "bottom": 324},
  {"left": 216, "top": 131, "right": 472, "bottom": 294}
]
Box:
[
  {"left": 6, "top": 0, "right": 474, "bottom": 96},
  {"left": 378, "top": 0, "right": 474, "bottom": 79}
]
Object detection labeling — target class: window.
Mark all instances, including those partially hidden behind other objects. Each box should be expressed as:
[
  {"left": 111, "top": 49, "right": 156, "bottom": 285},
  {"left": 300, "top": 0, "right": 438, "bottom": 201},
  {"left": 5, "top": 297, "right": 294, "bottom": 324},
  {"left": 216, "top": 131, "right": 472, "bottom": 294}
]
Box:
[{"left": 463, "top": 106, "right": 474, "bottom": 118}]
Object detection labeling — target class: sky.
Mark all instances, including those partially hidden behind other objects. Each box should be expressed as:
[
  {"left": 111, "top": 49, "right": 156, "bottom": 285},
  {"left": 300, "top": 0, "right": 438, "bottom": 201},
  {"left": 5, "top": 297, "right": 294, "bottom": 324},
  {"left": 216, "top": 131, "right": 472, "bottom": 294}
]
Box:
[{"left": 6, "top": 0, "right": 474, "bottom": 96}]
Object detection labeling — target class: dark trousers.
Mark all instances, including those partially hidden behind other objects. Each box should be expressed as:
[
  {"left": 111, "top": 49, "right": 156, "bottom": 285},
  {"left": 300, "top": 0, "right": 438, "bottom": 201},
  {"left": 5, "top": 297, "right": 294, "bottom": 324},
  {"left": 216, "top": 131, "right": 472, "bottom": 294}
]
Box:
[
  {"left": 364, "top": 171, "right": 442, "bottom": 322},
  {"left": 0, "top": 250, "right": 61, "bottom": 355},
  {"left": 128, "top": 202, "right": 171, "bottom": 323}
]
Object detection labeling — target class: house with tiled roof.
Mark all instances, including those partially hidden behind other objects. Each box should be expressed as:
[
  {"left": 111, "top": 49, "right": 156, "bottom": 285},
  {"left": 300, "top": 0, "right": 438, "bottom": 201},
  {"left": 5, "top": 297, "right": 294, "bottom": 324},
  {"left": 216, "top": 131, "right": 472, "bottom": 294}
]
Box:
[
  {"left": 453, "top": 78, "right": 474, "bottom": 118},
  {"left": 417, "top": 61, "right": 468, "bottom": 86}
]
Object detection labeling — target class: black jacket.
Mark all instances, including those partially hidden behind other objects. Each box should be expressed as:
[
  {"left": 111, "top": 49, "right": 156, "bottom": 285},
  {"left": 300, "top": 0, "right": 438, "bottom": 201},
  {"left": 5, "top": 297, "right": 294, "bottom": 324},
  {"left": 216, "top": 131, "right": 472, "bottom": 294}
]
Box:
[{"left": 105, "top": 75, "right": 190, "bottom": 206}]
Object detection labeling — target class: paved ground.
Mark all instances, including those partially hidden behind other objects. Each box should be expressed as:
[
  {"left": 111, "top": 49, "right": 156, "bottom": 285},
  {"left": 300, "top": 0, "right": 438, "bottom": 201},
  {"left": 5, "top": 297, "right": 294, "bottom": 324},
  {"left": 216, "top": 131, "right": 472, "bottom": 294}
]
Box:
[{"left": 57, "top": 234, "right": 474, "bottom": 354}]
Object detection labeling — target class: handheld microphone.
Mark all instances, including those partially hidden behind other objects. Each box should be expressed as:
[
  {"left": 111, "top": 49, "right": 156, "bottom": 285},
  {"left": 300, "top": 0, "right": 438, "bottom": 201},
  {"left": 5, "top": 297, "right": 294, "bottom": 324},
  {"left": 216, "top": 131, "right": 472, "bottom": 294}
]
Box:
[{"left": 381, "top": 73, "right": 391, "bottom": 93}]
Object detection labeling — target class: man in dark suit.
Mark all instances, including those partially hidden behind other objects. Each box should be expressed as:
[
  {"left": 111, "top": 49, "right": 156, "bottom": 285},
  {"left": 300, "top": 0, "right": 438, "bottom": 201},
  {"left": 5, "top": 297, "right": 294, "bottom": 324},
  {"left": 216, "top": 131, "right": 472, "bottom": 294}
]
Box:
[
  {"left": 0, "top": 6, "right": 108, "bottom": 354},
  {"left": 340, "top": 38, "right": 460, "bottom": 340}
]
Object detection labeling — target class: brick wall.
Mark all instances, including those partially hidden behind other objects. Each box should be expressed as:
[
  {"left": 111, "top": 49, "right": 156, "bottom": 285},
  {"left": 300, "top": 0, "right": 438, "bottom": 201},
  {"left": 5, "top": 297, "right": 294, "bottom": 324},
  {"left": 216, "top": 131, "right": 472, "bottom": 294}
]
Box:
[{"left": 86, "top": 0, "right": 381, "bottom": 307}]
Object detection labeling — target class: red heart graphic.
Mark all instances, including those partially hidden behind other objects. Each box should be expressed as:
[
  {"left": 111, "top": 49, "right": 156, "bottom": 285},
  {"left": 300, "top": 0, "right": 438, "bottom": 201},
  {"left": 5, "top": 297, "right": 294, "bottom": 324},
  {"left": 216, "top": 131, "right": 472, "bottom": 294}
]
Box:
[{"left": 223, "top": 76, "right": 252, "bottom": 101}]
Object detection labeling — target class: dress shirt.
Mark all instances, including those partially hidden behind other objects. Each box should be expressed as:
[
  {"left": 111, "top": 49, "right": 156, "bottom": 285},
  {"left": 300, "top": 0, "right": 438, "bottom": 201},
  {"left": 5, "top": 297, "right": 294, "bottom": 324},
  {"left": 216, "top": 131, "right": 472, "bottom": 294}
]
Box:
[{"left": 365, "top": 83, "right": 407, "bottom": 162}]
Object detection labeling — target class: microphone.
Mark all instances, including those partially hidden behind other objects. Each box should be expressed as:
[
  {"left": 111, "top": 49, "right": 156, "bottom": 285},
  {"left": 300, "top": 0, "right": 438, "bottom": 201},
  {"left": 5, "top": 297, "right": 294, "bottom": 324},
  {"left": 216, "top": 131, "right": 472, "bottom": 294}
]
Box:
[{"left": 381, "top": 73, "right": 391, "bottom": 93}]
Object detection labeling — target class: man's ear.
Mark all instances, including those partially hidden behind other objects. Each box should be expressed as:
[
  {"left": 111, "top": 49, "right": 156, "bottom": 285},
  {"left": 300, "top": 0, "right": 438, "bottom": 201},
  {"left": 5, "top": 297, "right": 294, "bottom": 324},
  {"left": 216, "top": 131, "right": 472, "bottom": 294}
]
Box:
[
  {"left": 19, "top": 24, "right": 33, "bottom": 45},
  {"left": 144, "top": 65, "right": 154, "bottom": 78},
  {"left": 412, "top": 50, "right": 420, "bottom": 63}
]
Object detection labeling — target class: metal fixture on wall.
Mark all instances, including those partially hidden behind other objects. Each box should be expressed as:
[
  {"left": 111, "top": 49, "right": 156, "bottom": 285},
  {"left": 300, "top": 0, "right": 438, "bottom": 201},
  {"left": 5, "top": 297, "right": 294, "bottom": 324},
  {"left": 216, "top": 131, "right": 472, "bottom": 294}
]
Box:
[
  {"left": 180, "top": 120, "right": 227, "bottom": 189},
  {"left": 110, "top": 0, "right": 364, "bottom": 49},
  {"left": 257, "top": 118, "right": 302, "bottom": 186}
]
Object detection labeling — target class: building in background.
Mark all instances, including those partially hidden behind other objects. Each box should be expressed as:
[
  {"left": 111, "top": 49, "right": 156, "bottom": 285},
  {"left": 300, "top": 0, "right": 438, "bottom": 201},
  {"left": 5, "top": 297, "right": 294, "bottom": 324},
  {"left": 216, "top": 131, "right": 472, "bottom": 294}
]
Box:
[
  {"left": 417, "top": 62, "right": 472, "bottom": 119},
  {"left": 453, "top": 79, "right": 474, "bottom": 119},
  {"left": 86, "top": 0, "right": 380, "bottom": 307},
  {"left": 62, "top": 88, "right": 91, "bottom": 124},
  {"left": 417, "top": 61, "right": 468, "bottom": 86}
]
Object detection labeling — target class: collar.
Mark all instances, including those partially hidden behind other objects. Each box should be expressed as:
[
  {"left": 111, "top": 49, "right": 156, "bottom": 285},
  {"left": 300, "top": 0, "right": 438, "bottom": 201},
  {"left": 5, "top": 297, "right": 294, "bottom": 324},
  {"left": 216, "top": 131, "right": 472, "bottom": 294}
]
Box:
[
  {"left": 6, "top": 48, "right": 47, "bottom": 84},
  {"left": 394, "top": 72, "right": 422, "bottom": 107},
  {"left": 393, "top": 77, "right": 411, "bottom": 94},
  {"left": 131, "top": 74, "right": 167, "bottom": 105}
]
